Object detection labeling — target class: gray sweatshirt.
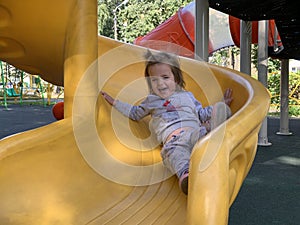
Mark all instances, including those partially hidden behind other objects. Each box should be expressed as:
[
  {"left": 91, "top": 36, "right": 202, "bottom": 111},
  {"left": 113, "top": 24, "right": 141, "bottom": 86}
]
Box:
[{"left": 114, "top": 90, "right": 213, "bottom": 143}]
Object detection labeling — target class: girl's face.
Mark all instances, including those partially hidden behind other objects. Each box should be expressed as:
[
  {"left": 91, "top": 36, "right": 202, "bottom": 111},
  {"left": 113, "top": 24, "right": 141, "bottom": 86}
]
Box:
[{"left": 148, "top": 63, "right": 177, "bottom": 99}]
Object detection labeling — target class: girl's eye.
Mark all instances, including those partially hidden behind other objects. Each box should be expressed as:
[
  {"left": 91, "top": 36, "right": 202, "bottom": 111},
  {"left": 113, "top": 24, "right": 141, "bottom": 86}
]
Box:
[{"left": 163, "top": 76, "right": 170, "bottom": 80}]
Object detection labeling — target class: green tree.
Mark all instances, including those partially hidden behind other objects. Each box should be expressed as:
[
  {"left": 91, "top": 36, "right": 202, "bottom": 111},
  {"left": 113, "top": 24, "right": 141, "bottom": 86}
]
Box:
[
  {"left": 98, "top": 1, "right": 109, "bottom": 35},
  {"left": 98, "top": 0, "right": 119, "bottom": 38},
  {"left": 268, "top": 71, "right": 300, "bottom": 116},
  {"left": 115, "top": 0, "right": 193, "bottom": 43}
]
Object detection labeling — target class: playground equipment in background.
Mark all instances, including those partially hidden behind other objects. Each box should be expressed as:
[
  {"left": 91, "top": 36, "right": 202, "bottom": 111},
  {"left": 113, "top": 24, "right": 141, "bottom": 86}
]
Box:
[
  {"left": 228, "top": 16, "right": 283, "bottom": 55},
  {"left": 0, "top": 61, "right": 57, "bottom": 107},
  {"left": 0, "top": 1, "right": 270, "bottom": 224},
  {"left": 134, "top": 2, "right": 283, "bottom": 58},
  {"left": 0, "top": 61, "right": 24, "bottom": 107},
  {"left": 5, "top": 88, "right": 20, "bottom": 97}
]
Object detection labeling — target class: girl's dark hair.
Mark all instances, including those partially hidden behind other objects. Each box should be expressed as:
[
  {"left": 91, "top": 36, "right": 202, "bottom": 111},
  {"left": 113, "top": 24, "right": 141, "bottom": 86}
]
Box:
[{"left": 144, "top": 50, "right": 185, "bottom": 92}]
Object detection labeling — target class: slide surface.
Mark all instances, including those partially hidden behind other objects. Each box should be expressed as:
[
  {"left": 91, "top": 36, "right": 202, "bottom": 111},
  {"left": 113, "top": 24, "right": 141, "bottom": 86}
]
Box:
[{"left": 0, "top": 1, "right": 270, "bottom": 224}]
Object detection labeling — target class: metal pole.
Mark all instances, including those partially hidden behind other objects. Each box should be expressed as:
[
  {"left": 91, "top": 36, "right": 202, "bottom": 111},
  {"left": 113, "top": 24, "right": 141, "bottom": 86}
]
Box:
[
  {"left": 19, "top": 70, "right": 24, "bottom": 105},
  {"left": 0, "top": 61, "right": 8, "bottom": 109},
  {"left": 258, "top": 20, "right": 271, "bottom": 146},
  {"left": 240, "top": 20, "right": 252, "bottom": 75},
  {"left": 277, "top": 59, "right": 292, "bottom": 135},
  {"left": 37, "top": 76, "right": 46, "bottom": 107},
  {"left": 113, "top": 0, "right": 129, "bottom": 41},
  {"left": 113, "top": 10, "right": 117, "bottom": 40},
  {"left": 194, "top": 0, "right": 209, "bottom": 61}
]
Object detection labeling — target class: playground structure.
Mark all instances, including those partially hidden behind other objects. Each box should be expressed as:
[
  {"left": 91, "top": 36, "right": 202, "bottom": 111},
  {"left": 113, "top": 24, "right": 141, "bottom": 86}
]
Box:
[
  {"left": 134, "top": 2, "right": 282, "bottom": 59},
  {"left": 117, "top": 1, "right": 299, "bottom": 118},
  {"left": 0, "top": 61, "right": 64, "bottom": 107},
  {"left": 0, "top": 62, "right": 23, "bottom": 104},
  {"left": 0, "top": 1, "right": 270, "bottom": 224},
  {"left": 0, "top": 61, "right": 40, "bottom": 104}
]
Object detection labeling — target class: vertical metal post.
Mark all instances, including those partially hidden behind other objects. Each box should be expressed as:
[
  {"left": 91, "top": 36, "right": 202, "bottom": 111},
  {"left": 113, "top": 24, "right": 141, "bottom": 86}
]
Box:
[
  {"left": 36, "top": 76, "right": 46, "bottom": 107},
  {"left": 240, "top": 20, "right": 252, "bottom": 75},
  {"left": 195, "top": 0, "right": 209, "bottom": 61},
  {"left": 113, "top": 10, "right": 118, "bottom": 40},
  {"left": 20, "top": 71, "right": 24, "bottom": 105},
  {"left": 277, "top": 59, "right": 292, "bottom": 135},
  {"left": 258, "top": 20, "right": 271, "bottom": 146},
  {"left": 113, "top": 0, "right": 129, "bottom": 40},
  {"left": 0, "top": 61, "right": 8, "bottom": 109}
]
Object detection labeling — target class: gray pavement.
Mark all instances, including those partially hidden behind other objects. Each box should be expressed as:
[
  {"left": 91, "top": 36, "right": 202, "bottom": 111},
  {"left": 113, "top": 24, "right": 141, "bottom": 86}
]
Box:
[
  {"left": 0, "top": 104, "right": 56, "bottom": 139},
  {"left": 229, "top": 117, "right": 300, "bottom": 225},
  {"left": 0, "top": 104, "right": 299, "bottom": 224}
]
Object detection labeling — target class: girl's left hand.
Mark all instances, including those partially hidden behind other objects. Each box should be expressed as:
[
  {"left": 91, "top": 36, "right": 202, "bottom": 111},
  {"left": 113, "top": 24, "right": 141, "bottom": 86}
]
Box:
[{"left": 223, "top": 88, "right": 233, "bottom": 106}]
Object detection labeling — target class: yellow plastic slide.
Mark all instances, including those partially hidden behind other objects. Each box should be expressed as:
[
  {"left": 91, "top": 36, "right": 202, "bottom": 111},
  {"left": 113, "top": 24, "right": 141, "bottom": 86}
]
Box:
[{"left": 0, "top": 1, "right": 270, "bottom": 224}]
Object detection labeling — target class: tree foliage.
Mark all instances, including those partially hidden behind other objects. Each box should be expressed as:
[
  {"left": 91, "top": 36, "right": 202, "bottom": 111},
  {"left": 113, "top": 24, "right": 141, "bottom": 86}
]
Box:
[
  {"left": 268, "top": 71, "right": 300, "bottom": 116},
  {"left": 98, "top": 0, "right": 117, "bottom": 38},
  {"left": 97, "top": 1, "right": 109, "bottom": 36},
  {"left": 98, "top": 0, "right": 193, "bottom": 42}
]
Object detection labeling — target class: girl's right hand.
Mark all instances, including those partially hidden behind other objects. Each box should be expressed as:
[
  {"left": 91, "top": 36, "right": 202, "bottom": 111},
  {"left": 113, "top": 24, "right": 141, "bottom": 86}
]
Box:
[
  {"left": 223, "top": 88, "right": 233, "bottom": 106},
  {"left": 101, "top": 91, "right": 115, "bottom": 106}
]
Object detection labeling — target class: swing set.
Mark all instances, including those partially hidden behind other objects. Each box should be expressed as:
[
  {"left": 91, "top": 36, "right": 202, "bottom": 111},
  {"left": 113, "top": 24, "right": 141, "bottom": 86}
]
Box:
[{"left": 0, "top": 61, "right": 46, "bottom": 108}]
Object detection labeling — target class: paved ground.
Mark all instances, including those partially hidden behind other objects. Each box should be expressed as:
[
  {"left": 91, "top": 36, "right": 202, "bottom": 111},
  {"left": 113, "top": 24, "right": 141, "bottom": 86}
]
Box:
[
  {"left": 0, "top": 104, "right": 56, "bottom": 139},
  {"left": 0, "top": 104, "right": 299, "bottom": 225},
  {"left": 229, "top": 117, "right": 300, "bottom": 225}
]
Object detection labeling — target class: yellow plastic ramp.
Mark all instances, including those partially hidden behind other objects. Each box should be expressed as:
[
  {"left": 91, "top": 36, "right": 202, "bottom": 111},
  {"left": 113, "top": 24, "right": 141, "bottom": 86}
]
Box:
[{"left": 0, "top": 1, "right": 270, "bottom": 224}]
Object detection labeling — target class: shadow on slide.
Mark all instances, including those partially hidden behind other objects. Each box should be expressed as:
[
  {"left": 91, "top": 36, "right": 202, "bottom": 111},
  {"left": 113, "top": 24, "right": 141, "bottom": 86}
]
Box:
[{"left": 0, "top": 1, "right": 270, "bottom": 224}]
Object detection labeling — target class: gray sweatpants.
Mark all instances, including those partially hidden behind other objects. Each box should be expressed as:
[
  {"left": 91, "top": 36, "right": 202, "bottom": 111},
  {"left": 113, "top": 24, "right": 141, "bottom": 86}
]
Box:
[
  {"left": 160, "top": 102, "right": 231, "bottom": 179},
  {"left": 160, "top": 128, "right": 205, "bottom": 178}
]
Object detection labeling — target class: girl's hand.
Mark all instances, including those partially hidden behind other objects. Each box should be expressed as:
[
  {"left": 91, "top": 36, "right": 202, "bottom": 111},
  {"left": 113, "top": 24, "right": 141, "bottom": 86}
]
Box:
[
  {"left": 101, "top": 91, "right": 115, "bottom": 106},
  {"left": 202, "top": 121, "right": 211, "bottom": 133},
  {"left": 223, "top": 88, "right": 233, "bottom": 106}
]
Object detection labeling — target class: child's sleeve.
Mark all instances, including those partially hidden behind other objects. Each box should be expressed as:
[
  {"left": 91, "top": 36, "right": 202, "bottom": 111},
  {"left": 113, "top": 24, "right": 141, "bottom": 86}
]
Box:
[
  {"left": 114, "top": 98, "right": 150, "bottom": 121},
  {"left": 198, "top": 105, "right": 213, "bottom": 122},
  {"left": 188, "top": 92, "right": 213, "bottom": 122}
]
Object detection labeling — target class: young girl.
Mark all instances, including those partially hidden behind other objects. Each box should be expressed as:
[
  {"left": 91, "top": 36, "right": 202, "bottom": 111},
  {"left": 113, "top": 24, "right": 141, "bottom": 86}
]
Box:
[{"left": 101, "top": 51, "right": 233, "bottom": 195}]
